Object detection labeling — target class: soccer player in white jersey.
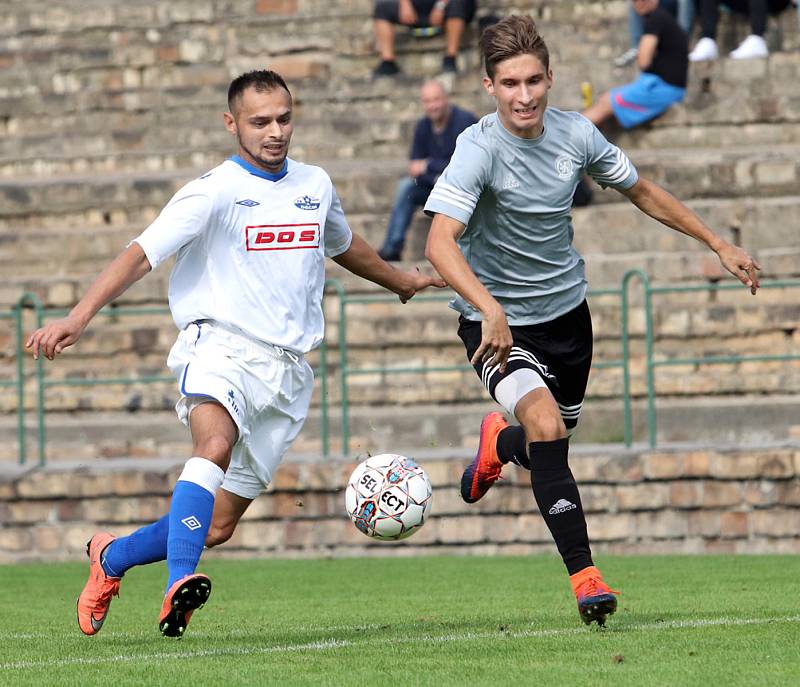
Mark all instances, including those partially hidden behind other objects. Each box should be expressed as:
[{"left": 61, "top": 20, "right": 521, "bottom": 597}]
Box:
[
  {"left": 424, "top": 16, "right": 761, "bottom": 626},
  {"left": 27, "top": 70, "right": 444, "bottom": 638}
]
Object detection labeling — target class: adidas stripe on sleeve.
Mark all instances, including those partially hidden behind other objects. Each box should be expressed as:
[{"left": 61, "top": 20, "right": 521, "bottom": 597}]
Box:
[{"left": 585, "top": 125, "right": 638, "bottom": 190}]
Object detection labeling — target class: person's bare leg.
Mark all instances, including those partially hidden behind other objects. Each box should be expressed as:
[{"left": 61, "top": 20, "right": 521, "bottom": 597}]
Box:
[
  {"left": 374, "top": 18, "right": 397, "bottom": 61},
  {"left": 582, "top": 91, "right": 614, "bottom": 127},
  {"left": 444, "top": 17, "right": 465, "bottom": 57},
  {"left": 206, "top": 488, "right": 253, "bottom": 547},
  {"left": 514, "top": 386, "right": 567, "bottom": 442},
  {"left": 160, "top": 402, "right": 238, "bottom": 636},
  {"left": 189, "top": 402, "right": 238, "bottom": 471}
]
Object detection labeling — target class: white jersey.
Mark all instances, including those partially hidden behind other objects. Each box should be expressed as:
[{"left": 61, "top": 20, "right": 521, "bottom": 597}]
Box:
[{"left": 134, "top": 156, "right": 353, "bottom": 354}]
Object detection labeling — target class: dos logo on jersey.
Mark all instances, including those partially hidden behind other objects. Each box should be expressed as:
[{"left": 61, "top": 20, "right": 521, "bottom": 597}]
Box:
[
  {"left": 245, "top": 223, "right": 320, "bottom": 251},
  {"left": 294, "top": 195, "right": 321, "bottom": 210}
]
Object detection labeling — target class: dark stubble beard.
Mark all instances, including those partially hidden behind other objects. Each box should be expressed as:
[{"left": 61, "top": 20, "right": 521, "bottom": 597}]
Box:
[{"left": 239, "top": 134, "right": 288, "bottom": 174}]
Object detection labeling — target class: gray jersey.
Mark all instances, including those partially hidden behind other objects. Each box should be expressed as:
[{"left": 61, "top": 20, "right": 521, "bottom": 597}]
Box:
[{"left": 424, "top": 108, "right": 638, "bottom": 325}]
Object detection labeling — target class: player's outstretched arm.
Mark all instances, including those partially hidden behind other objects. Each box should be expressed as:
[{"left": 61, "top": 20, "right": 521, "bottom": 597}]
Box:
[
  {"left": 26, "top": 243, "right": 152, "bottom": 360},
  {"left": 425, "top": 213, "right": 513, "bottom": 372},
  {"left": 621, "top": 177, "right": 761, "bottom": 294},
  {"left": 332, "top": 233, "right": 446, "bottom": 303}
]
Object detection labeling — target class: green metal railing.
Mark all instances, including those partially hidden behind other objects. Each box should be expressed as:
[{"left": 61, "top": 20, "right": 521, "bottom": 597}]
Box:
[
  {"left": 641, "top": 276, "right": 800, "bottom": 447},
  {"left": 332, "top": 283, "right": 628, "bottom": 455},
  {"left": 9, "top": 273, "right": 800, "bottom": 464},
  {"left": 10, "top": 284, "right": 337, "bottom": 466}
]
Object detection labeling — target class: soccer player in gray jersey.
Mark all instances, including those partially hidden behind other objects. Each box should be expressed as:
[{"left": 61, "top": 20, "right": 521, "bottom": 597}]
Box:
[{"left": 424, "top": 15, "right": 761, "bottom": 627}]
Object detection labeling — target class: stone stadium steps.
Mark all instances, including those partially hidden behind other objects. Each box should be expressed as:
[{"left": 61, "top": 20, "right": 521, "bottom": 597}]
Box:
[
  {"left": 1, "top": 0, "right": 798, "bottom": 451},
  {"left": 5, "top": 52, "right": 800, "bottom": 167},
  {"left": 618, "top": 142, "right": 800, "bottom": 201},
  {"left": 0, "top": 269, "right": 171, "bottom": 309},
  {"left": 1, "top": 2, "right": 796, "bottom": 111},
  {"left": 1, "top": 2, "right": 795, "bottom": 112},
  {"left": 5, "top": 391, "right": 800, "bottom": 464},
  {"left": 1, "top": 194, "right": 798, "bottom": 283},
  {"left": 0, "top": 147, "right": 230, "bottom": 180},
  {"left": 7, "top": 103, "right": 800, "bottom": 179},
  {"left": 3, "top": 239, "right": 797, "bottom": 313},
  {"left": 573, "top": 195, "right": 800, "bottom": 254},
  {"left": 0, "top": 224, "right": 143, "bottom": 274},
  {"left": 1, "top": 143, "right": 798, "bottom": 236}
]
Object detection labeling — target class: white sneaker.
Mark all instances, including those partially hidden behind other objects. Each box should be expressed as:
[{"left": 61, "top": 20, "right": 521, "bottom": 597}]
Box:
[
  {"left": 730, "top": 34, "right": 768, "bottom": 60},
  {"left": 689, "top": 37, "right": 719, "bottom": 62},
  {"left": 613, "top": 47, "right": 638, "bottom": 68}
]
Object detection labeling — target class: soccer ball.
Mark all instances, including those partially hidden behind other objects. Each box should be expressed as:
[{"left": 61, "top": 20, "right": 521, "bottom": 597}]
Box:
[{"left": 345, "top": 453, "right": 433, "bottom": 541}]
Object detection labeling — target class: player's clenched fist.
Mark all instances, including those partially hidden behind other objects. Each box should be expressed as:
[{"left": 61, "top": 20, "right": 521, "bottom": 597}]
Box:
[{"left": 26, "top": 315, "right": 86, "bottom": 360}]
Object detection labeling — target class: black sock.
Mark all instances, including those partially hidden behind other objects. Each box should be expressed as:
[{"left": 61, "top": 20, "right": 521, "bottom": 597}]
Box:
[
  {"left": 496, "top": 425, "right": 529, "bottom": 468},
  {"left": 528, "top": 438, "right": 593, "bottom": 575}
]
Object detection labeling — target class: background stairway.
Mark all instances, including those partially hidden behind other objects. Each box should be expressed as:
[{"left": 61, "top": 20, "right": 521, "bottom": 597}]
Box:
[{"left": 1, "top": 0, "right": 799, "bottom": 462}]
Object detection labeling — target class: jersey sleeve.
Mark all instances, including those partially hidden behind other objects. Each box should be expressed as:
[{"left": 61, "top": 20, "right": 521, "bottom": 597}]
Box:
[
  {"left": 423, "top": 133, "right": 489, "bottom": 226},
  {"left": 131, "top": 179, "right": 214, "bottom": 269},
  {"left": 585, "top": 123, "right": 639, "bottom": 190},
  {"left": 323, "top": 186, "right": 353, "bottom": 258}
]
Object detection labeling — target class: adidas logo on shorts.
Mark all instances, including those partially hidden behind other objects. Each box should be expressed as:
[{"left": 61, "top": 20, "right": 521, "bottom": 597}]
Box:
[{"left": 549, "top": 498, "right": 577, "bottom": 515}]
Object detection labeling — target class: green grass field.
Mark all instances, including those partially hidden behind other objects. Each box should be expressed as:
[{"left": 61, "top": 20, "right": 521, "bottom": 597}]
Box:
[{"left": 0, "top": 554, "right": 797, "bottom": 686}]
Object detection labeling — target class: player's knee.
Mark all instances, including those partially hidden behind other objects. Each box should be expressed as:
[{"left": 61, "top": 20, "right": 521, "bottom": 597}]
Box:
[
  {"left": 523, "top": 414, "right": 567, "bottom": 442},
  {"left": 193, "top": 435, "right": 233, "bottom": 468}
]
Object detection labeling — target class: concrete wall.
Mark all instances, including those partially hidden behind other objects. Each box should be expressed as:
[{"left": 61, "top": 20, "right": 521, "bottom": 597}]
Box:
[{"left": 1, "top": 444, "right": 798, "bottom": 563}]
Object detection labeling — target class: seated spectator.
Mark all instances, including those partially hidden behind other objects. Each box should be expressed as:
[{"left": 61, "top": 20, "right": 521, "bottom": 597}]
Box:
[
  {"left": 689, "top": 0, "right": 792, "bottom": 61},
  {"left": 585, "top": 0, "right": 688, "bottom": 130},
  {"left": 377, "top": 80, "right": 477, "bottom": 261},
  {"left": 373, "top": 0, "right": 477, "bottom": 77},
  {"left": 616, "top": 0, "right": 695, "bottom": 66}
]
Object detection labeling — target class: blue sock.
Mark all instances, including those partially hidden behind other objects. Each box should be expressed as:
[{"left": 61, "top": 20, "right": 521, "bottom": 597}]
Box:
[
  {"left": 101, "top": 515, "right": 169, "bottom": 578},
  {"left": 166, "top": 457, "right": 224, "bottom": 590}
]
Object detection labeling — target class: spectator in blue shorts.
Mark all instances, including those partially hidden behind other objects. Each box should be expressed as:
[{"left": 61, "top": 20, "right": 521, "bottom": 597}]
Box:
[
  {"left": 378, "top": 79, "right": 477, "bottom": 261},
  {"left": 584, "top": 0, "right": 688, "bottom": 130},
  {"left": 373, "top": 0, "right": 477, "bottom": 76}
]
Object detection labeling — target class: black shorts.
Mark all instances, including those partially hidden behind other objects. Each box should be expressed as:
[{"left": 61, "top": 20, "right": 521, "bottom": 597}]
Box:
[
  {"left": 374, "top": 0, "right": 477, "bottom": 26},
  {"left": 457, "top": 300, "right": 593, "bottom": 431}
]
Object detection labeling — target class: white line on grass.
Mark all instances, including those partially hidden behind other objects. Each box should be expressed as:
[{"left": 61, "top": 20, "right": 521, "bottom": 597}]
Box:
[
  {"left": 1, "top": 615, "right": 797, "bottom": 672},
  {"left": 0, "top": 622, "right": 385, "bottom": 643}
]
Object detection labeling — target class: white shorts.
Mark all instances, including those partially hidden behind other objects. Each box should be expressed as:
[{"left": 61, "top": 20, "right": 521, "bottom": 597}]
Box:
[{"left": 166, "top": 320, "right": 314, "bottom": 500}]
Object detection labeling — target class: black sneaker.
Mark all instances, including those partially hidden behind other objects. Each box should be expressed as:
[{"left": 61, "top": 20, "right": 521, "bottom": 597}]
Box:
[
  {"left": 373, "top": 60, "right": 400, "bottom": 78},
  {"left": 442, "top": 55, "right": 457, "bottom": 73}
]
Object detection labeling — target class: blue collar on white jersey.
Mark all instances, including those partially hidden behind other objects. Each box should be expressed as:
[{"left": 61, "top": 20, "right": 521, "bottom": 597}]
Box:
[{"left": 230, "top": 155, "right": 288, "bottom": 181}]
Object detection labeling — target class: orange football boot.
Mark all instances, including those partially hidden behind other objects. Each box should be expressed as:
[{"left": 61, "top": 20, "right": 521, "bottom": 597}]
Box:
[
  {"left": 570, "top": 565, "right": 619, "bottom": 626},
  {"left": 159, "top": 573, "right": 212, "bottom": 638},
  {"left": 76, "top": 532, "right": 121, "bottom": 635},
  {"left": 460, "top": 412, "right": 508, "bottom": 503}
]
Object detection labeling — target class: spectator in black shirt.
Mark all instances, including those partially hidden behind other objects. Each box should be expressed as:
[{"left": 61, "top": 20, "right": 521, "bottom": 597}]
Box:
[
  {"left": 583, "top": 0, "right": 688, "bottom": 129},
  {"left": 377, "top": 80, "right": 477, "bottom": 261}
]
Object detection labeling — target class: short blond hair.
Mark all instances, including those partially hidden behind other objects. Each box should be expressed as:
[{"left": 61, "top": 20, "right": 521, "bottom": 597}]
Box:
[{"left": 480, "top": 15, "right": 550, "bottom": 80}]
